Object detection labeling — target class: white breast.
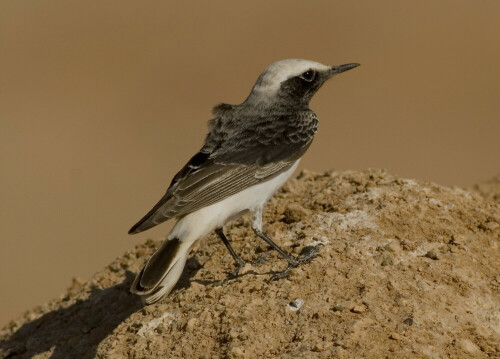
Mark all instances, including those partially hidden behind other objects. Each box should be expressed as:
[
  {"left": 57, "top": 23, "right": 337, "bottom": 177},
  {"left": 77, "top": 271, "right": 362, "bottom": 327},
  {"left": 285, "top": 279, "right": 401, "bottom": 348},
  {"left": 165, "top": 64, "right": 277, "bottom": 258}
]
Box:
[{"left": 169, "top": 160, "right": 300, "bottom": 244}]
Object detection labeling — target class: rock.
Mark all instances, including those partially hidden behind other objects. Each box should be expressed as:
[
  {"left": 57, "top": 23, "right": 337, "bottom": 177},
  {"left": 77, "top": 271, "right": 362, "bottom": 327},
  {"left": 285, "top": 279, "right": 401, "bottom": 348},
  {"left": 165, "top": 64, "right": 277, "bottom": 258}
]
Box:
[
  {"left": 287, "top": 299, "right": 304, "bottom": 312},
  {"left": 351, "top": 305, "right": 366, "bottom": 314},
  {"left": 425, "top": 249, "right": 440, "bottom": 260},
  {"left": 457, "top": 339, "right": 480, "bottom": 355},
  {"left": 403, "top": 317, "right": 414, "bottom": 326},
  {"left": 186, "top": 318, "right": 198, "bottom": 332},
  {"left": 1, "top": 170, "right": 499, "bottom": 359},
  {"left": 389, "top": 332, "right": 405, "bottom": 341},
  {"left": 385, "top": 241, "right": 402, "bottom": 253},
  {"left": 230, "top": 346, "right": 248, "bottom": 359},
  {"left": 450, "top": 234, "right": 465, "bottom": 246}
]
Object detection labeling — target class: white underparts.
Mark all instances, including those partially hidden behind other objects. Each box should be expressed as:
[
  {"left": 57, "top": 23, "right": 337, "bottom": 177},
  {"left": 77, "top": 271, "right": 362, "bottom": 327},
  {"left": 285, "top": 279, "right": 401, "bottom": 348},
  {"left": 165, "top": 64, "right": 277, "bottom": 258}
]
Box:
[{"left": 169, "top": 160, "right": 300, "bottom": 246}]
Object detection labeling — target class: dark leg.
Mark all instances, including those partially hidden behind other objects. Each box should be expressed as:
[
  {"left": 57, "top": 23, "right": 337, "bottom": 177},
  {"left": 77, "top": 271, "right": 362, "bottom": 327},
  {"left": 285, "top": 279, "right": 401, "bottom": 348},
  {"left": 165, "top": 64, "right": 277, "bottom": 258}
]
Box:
[
  {"left": 252, "top": 227, "right": 321, "bottom": 280},
  {"left": 252, "top": 228, "right": 298, "bottom": 266},
  {"left": 215, "top": 228, "right": 246, "bottom": 279}
]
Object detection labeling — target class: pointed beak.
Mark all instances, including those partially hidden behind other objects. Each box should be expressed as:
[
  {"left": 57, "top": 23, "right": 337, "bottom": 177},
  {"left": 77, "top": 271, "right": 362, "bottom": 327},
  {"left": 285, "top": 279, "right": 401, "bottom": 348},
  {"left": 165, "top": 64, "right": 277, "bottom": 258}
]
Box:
[{"left": 329, "top": 63, "right": 360, "bottom": 77}]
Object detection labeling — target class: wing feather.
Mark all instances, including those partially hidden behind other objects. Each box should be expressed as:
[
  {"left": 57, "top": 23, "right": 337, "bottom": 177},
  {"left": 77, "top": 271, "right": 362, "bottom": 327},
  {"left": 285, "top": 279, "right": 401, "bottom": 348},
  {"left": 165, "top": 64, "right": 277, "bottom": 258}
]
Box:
[{"left": 128, "top": 111, "right": 317, "bottom": 234}]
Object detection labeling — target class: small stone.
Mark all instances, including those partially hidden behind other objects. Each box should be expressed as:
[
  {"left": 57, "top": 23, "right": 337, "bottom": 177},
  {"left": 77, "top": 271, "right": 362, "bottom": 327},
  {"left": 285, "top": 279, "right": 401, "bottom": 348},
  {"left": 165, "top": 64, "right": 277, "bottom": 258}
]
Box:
[
  {"left": 403, "top": 317, "right": 414, "bottom": 326},
  {"left": 480, "top": 221, "right": 499, "bottom": 231},
  {"left": 249, "top": 281, "right": 263, "bottom": 292},
  {"left": 389, "top": 332, "right": 404, "bottom": 340},
  {"left": 230, "top": 346, "right": 246, "bottom": 359},
  {"left": 186, "top": 318, "right": 198, "bottom": 332},
  {"left": 69, "top": 277, "right": 85, "bottom": 292},
  {"left": 381, "top": 255, "right": 395, "bottom": 266},
  {"left": 135, "top": 248, "right": 145, "bottom": 258},
  {"left": 229, "top": 328, "right": 239, "bottom": 339},
  {"left": 425, "top": 249, "right": 439, "bottom": 260},
  {"left": 458, "top": 339, "right": 480, "bottom": 354},
  {"left": 287, "top": 299, "right": 305, "bottom": 311},
  {"left": 385, "top": 241, "right": 402, "bottom": 253},
  {"left": 351, "top": 305, "right": 366, "bottom": 314},
  {"left": 331, "top": 304, "right": 343, "bottom": 312},
  {"left": 312, "top": 341, "right": 332, "bottom": 352},
  {"left": 108, "top": 262, "right": 121, "bottom": 272},
  {"left": 332, "top": 346, "right": 347, "bottom": 358},
  {"left": 239, "top": 263, "right": 253, "bottom": 275},
  {"left": 334, "top": 301, "right": 354, "bottom": 312},
  {"left": 450, "top": 234, "right": 465, "bottom": 245}
]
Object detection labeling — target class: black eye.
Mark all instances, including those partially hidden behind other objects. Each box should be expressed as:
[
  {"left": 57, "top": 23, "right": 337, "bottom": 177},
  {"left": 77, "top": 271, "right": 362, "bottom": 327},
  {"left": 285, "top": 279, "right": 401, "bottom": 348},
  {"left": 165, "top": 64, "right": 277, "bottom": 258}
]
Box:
[{"left": 300, "top": 70, "right": 315, "bottom": 82}]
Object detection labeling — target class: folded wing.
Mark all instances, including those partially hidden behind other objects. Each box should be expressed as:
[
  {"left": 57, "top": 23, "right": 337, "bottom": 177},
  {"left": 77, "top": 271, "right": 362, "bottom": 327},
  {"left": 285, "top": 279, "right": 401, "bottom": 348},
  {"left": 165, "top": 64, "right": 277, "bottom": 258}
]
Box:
[{"left": 128, "top": 111, "right": 317, "bottom": 234}]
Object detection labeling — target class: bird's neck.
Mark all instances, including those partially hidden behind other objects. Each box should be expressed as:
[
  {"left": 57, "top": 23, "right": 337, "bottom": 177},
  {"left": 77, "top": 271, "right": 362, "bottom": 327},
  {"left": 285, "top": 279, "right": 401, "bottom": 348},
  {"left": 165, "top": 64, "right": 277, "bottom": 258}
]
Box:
[{"left": 240, "top": 97, "right": 310, "bottom": 114}]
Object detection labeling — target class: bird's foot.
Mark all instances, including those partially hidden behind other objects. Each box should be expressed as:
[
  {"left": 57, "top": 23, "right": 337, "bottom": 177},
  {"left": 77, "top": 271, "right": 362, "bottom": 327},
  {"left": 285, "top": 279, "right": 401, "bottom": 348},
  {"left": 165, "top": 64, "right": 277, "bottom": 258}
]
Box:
[
  {"left": 270, "top": 244, "right": 322, "bottom": 281},
  {"left": 251, "top": 253, "right": 269, "bottom": 266},
  {"left": 224, "top": 260, "right": 246, "bottom": 280}
]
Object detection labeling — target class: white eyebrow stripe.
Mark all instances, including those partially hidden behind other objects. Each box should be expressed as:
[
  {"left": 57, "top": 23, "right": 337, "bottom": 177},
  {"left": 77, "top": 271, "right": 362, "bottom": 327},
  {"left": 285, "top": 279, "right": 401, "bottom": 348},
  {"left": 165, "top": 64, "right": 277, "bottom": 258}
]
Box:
[{"left": 249, "top": 59, "right": 330, "bottom": 100}]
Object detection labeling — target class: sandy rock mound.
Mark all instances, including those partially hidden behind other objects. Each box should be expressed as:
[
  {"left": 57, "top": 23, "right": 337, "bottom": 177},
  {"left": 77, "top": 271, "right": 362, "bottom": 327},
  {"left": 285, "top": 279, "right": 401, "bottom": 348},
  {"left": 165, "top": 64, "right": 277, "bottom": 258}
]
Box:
[
  {"left": 471, "top": 174, "right": 500, "bottom": 204},
  {"left": 1, "top": 169, "right": 499, "bottom": 359}
]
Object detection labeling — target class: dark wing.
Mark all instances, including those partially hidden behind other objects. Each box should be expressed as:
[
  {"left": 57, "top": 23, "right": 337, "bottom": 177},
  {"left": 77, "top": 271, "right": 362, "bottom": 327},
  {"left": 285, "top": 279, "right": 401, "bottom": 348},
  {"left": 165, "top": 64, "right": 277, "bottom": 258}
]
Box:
[{"left": 128, "top": 111, "right": 317, "bottom": 234}]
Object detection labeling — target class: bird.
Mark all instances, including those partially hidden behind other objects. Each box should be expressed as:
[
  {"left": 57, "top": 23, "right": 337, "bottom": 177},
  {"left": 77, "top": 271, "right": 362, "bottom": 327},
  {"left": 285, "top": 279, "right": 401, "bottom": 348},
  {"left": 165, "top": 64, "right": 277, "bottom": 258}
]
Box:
[{"left": 128, "top": 59, "right": 359, "bottom": 304}]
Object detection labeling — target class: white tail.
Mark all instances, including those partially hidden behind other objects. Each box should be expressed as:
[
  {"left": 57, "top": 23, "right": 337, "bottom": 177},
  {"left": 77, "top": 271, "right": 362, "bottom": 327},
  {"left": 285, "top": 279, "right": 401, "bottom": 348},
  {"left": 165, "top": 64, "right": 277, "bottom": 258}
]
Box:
[{"left": 131, "top": 237, "right": 191, "bottom": 304}]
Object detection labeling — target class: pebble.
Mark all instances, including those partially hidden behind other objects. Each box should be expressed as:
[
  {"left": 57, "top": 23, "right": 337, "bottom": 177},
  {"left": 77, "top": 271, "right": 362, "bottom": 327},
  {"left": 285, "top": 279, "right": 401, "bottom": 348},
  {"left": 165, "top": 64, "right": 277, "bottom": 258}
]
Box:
[
  {"left": 458, "top": 339, "right": 480, "bottom": 354},
  {"left": 480, "top": 221, "right": 499, "bottom": 231},
  {"left": 108, "top": 262, "right": 121, "bottom": 272},
  {"left": 312, "top": 341, "right": 333, "bottom": 352},
  {"left": 239, "top": 263, "right": 253, "bottom": 275},
  {"left": 186, "top": 318, "right": 198, "bottom": 332},
  {"left": 331, "top": 346, "right": 347, "bottom": 358},
  {"left": 450, "top": 234, "right": 465, "bottom": 245},
  {"left": 381, "top": 255, "right": 395, "bottom": 266},
  {"left": 403, "top": 317, "right": 414, "bottom": 326},
  {"left": 287, "top": 299, "right": 305, "bottom": 311},
  {"left": 385, "top": 241, "right": 402, "bottom": 253},
  {"left": 425, "top": 249, "right": 439, "bottom": 260},
  {"left": 351, "top": 305, "right": 366, "bottom": 314},
  {"left": 389, "top": 332, "right": 405, "bottom": 341},
  {"left": 332, "top": 301, "right": 354, "bottom": 312},
  {"left": 230, "top": 346, "right": 247, "bottom": 359}
]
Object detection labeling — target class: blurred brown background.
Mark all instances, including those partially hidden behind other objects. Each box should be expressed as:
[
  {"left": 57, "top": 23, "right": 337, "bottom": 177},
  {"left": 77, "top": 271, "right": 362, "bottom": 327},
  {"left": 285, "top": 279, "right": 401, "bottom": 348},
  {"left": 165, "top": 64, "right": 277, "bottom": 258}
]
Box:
[{"left": 1, "top": 0, "right": 499, "bottom": 326}]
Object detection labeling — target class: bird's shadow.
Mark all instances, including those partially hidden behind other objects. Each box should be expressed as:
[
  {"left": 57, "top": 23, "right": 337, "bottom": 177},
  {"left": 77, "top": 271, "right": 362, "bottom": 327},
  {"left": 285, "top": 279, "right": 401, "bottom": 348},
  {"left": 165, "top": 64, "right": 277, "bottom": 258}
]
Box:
[{"left": 0, "top": 259, "right": 203, "bottom": 359}]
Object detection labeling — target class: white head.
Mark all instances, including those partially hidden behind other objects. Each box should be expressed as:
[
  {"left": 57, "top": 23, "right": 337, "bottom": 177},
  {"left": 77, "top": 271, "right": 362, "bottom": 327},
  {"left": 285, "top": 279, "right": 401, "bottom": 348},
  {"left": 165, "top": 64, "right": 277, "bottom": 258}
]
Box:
[
  {"left": 252, "top": 59, "right": 330, "bottom": 97},
  {"left": 245, "top": 59, "right": 359, "bottom": 107}
]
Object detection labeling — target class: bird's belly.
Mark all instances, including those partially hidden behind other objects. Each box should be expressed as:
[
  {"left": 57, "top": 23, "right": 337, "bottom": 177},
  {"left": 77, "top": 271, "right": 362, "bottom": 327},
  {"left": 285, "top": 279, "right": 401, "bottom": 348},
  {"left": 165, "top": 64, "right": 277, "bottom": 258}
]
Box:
[{"left": 169, "top": 160, "right": 300, "bottom": 243}]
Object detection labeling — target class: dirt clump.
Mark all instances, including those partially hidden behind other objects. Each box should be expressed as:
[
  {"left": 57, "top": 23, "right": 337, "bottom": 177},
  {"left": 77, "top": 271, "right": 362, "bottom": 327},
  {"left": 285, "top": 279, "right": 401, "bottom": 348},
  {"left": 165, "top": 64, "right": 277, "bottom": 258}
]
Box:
[{"left": 1, "top": 169, "right": 499, "bottom": 358}]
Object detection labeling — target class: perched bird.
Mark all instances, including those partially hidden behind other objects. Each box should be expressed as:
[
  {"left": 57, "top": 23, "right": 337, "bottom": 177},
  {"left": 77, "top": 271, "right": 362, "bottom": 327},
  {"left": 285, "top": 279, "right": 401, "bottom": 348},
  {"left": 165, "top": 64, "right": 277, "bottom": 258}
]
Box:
[{"left": 129, "top": 59, "right": 359, "bottom": 304}]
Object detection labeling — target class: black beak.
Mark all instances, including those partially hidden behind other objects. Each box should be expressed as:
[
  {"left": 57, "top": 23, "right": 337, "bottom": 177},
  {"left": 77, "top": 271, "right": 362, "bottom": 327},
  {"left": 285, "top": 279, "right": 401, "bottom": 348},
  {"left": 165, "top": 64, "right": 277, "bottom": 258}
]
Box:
[{"left": 330, "top": 63, "right": 360, "bottom": 76}]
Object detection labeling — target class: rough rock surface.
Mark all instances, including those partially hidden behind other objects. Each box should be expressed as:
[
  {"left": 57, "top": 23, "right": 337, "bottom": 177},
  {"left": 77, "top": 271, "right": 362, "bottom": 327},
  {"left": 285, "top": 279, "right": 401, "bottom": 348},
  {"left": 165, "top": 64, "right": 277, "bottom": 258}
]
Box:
[
  {"left": 1, "top": 169, "right": 499, "bottom": 359},
  {"left": 471, "top": 175, "right": 500, "bottom": 204}
]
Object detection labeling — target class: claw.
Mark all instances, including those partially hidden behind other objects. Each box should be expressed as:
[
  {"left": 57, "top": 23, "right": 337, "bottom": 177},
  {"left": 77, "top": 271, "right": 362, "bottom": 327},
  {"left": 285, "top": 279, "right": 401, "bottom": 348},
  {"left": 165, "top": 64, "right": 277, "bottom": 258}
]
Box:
[
  {"left": 225, "top": 261, "right": 246, "bottom": 280},
  {"left": 269, "top": 244, "right": 322, "bottom": 280},
  {"left": 270, "top": 267, "right": 292, "bottom": 281},
  {"left": 252, "top": 253, "right": 269, "bottom": 266},
  {"left": 297, "top": 244, "right": 322, "bottom": 263}
]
